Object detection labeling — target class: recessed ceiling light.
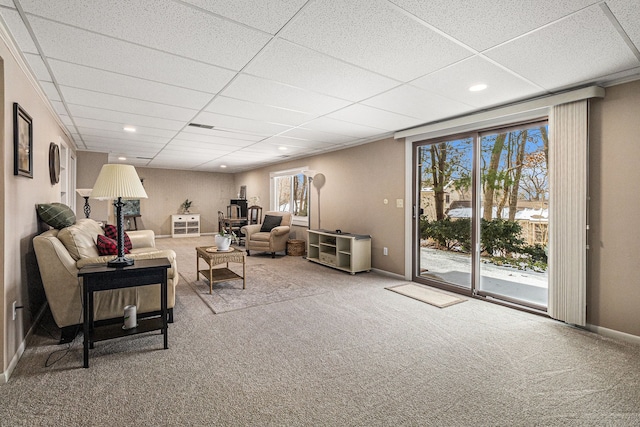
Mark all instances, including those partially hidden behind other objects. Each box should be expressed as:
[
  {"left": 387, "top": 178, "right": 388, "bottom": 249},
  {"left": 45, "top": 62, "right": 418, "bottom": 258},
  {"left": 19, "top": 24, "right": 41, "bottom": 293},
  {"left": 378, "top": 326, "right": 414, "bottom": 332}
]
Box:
[
  {"left": 278, "top": 146, "right": 287, "bottom": 151},
  {"left": 123, "top": 126, "right": 136, "bottom": 132},
  {"left": 220, "top": 165, "right": 227, "bottom": 168},
  {"left": 118, "top": 156, "right": 127, "bottom": 161},
  {"left": 469, "top": 84, "right": 488, "bottom": 92}
]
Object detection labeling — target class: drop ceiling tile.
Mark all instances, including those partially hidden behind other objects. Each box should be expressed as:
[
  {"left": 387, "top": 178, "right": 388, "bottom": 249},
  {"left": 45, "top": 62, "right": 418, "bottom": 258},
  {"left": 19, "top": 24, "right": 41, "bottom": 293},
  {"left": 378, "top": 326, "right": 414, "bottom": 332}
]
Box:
[
  {"left": 23, "top": 53, "right": 52, "bottom": 82},
  {"left": 74, "top": 118, "right": 177, "bottom": 138},
  {"left": 169, "top": 139, "right": 244, "bottom": 151},
  {"left": 279, "top": 0, "right": 471, "bottom": 81},
  {"left": 262, "top": 136, "right": 340, "bottom": 150},
  {"left": 412, "top": 56, "right": 546, "bottom": 108},
  {"left": 362, "top": 84, "right": 474, "bottom": 121},
  {"left": 326, "top": 104, "right": 424, "bottom": 131},
  {"left": 49, "top": 60, "right": 213, "bottom": 110},
  {"left": 607, "top": 0, "right": 640, "bottom": 49},
  {"left": 178, "top": 128, "right": 264, "bottom": 143},
  {"left": 391, "top": 0, "right": 600, "bottom": 51},
  {"left": 246, "top": 38, "right": 399, "bottom": 101},
  {"left": 181, "top": 0, "right": 307, "bottom": 34},
  {"left": 485, "top": 6, "right": 640, "bottom": 90},
  {"left": 147, "top": 158, "right": 207, "bottom": 169},
  {"left": 39, "top": 81, "right": 61, "bottom": 101},
  {"left": 191, "top": 111, "right": 293, "bottom": 136},
  {"left": 221, "top": 74, "right": 351, "bottom": 115},
  {"left": 0, "top": 1, "right": 16, "bottom": 7},
  {"left": 68, "top": 104, "right": 185, "bottom": 131},
  {"left": 0, "top": 9, "right": 38, "bottom": 52},
  {"left": 61, "top": 87, "right": 199, "bottom": 122},
  {"left": 205, "top": 96, "right": 315, "bottom": 126},
  {"left": 20, "top": 0, "right": 271, "bottom": 70},
  {"left": 280, "top": 127, "right": 354, "bottom": 144},
  {"left": 77, "top": 127, "right": 170, "bottom": 144},
  {"left": 50, "top": 100, "right": 67, "bottom": 116},
  {"left": 28, "top": 16, "right": 236, "bottom": 93},
  {"left": 301, "top": 117, "right": 388, "bottom": 138},
  {"left": 58, "top": 114, "right": 74, "bottom": 127}
]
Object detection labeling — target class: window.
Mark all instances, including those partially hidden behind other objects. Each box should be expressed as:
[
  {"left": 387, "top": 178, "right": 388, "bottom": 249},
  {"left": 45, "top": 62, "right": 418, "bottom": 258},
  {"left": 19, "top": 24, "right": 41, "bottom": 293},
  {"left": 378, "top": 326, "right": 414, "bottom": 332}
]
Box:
[{"left": 271, "top": 167, "right": 310, "bottom": 226}]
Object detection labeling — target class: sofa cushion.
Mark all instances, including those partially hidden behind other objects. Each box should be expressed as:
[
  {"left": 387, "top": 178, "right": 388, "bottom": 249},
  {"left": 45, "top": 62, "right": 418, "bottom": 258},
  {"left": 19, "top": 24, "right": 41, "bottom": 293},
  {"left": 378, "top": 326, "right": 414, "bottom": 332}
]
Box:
[
  {"left": 96, "top": 235, "right": 130, "bottom": 255},
  {"left": 57, "top": 221, "right": 103, "bottom": 261},
  {"left": 103, "top": 224, "right": 133, "bottom": 251},
  {"left": 251, "top": 232, "right": 272, "bottom": 242},
  {"left": 260, "top": 215, "right": 282, "bottom": 232},
  {"left": 37, "top": 203, "right": 76, "bottom": 229}
]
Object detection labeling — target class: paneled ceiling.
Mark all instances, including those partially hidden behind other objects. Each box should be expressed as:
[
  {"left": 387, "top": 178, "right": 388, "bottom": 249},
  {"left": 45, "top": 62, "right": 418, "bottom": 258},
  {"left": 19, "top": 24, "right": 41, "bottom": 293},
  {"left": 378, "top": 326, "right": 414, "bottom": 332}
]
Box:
[{"left": 1, "top": 0, "right": 639, "bottom": 172}]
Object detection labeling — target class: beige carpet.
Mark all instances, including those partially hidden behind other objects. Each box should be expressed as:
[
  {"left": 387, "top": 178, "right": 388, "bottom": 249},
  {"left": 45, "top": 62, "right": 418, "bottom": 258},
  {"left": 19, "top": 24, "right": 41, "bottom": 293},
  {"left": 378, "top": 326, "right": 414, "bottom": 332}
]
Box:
[
  {"left": 183, "top": 263, "right": 330, "bottom": 314},
  {"left": 3, "top": 236, "right": 639, "bottom": 426},
  {"left": 386, "top": 283, "right": 465, "bottom": 308}
]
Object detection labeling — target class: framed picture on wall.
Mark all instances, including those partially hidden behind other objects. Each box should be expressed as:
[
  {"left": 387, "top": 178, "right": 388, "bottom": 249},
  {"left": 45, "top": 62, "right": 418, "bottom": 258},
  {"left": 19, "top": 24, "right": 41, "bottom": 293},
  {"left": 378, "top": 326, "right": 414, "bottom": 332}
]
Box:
[{"left": 13, "top": 103, "right": 33, "bottom": 178}]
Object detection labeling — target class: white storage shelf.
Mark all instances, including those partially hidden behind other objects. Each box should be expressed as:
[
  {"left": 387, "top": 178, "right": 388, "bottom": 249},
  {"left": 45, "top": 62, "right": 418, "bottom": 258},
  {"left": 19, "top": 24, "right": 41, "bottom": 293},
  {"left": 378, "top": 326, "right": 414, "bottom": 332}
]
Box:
[
  {"left": 171, "top": 214, "right": 200, "bottom": 238},
  {"left": 307, "top": 229, "right": 371, "bottom": 274}
]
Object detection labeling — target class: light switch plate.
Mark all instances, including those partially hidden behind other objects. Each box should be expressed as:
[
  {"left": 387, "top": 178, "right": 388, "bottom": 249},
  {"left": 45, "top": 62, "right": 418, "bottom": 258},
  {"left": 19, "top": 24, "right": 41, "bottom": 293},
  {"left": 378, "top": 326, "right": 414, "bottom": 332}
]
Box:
[{"left": 396, "top": 199, "right": 403, "bottom": 208}]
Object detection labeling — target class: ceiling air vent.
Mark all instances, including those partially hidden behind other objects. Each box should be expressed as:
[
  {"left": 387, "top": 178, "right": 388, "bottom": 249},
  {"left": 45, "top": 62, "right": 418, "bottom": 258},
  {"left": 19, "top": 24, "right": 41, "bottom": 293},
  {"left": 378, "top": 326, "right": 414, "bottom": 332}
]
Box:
[
  {"left": 136, "top": 157, "right": 153, "bottom": 160},
  {"left": 188, "top": 123, "right": 214, "bottom": 129}
]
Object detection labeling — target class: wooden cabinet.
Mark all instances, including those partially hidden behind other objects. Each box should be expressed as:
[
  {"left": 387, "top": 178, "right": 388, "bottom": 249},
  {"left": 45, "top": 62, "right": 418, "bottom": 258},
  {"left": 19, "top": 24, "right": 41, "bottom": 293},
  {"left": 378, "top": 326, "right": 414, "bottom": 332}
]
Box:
[
  {"left": 306, "top": 229, "right": 371, "bottom": 274},
  {"left": 171, "top": 214, "right": 200, "bottom": 238}
]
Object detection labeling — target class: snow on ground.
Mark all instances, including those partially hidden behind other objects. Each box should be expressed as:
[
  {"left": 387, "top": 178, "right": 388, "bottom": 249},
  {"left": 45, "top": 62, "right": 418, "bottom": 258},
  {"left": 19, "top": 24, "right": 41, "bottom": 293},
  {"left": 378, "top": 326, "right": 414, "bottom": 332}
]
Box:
[{"left": 419, "top": 247, "right": 548, "bottom": 289}]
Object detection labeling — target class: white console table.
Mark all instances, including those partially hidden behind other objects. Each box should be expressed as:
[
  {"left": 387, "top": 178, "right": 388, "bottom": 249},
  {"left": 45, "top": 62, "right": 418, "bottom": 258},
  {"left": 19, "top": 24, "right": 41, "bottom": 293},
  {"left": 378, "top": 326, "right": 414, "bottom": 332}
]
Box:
[
  {"left": 171, "top": 214, "right": 200, "bottom": 238},
  {"left": 306, "top": 229, "right": 371, "bottom": 274}
]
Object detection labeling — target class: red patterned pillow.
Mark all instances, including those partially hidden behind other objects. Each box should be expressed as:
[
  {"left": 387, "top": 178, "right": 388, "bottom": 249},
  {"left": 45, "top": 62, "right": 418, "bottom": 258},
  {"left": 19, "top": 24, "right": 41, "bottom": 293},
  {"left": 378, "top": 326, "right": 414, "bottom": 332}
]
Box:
[
  {"left": 97, "top": 235, "right": 131, "bottom": 255},
  {"left": 103, "top": 224, "right": 133, "bottom": 251}
]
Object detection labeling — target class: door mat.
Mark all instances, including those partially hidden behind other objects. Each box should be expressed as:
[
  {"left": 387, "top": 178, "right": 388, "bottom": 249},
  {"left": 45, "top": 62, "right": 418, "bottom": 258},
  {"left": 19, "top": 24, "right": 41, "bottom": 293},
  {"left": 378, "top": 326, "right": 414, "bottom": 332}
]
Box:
[{"left": 386, "top": 284, "right": 465, "bottom": 308}]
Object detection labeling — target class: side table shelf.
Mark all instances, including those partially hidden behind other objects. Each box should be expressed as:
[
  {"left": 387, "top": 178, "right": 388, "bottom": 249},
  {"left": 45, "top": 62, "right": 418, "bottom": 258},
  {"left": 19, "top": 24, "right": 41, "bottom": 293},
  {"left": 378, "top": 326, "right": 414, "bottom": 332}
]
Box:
[
  {"left": 306, "top": 229, "right": 371, "bottom": 274},
  {"left": 78, "top": 258, "right": 171, "bottom": 368}
]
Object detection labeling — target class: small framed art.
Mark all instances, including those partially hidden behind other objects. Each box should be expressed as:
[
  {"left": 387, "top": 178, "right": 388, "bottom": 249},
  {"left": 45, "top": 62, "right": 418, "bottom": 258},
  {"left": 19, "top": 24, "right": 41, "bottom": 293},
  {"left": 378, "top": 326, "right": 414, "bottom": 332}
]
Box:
[{"left": 14, "top": 103, "right": 33, "bottom": 178}]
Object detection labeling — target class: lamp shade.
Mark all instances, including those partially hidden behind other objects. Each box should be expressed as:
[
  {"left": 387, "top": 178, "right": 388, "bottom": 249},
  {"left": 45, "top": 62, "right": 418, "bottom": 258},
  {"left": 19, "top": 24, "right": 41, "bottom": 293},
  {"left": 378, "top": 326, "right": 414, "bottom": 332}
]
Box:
[
  {"left": 90, "top": 164, "right": 147, "bottom": 200},
  {"left": 76, "top": 188, "right": 93, "bottom": 198}
]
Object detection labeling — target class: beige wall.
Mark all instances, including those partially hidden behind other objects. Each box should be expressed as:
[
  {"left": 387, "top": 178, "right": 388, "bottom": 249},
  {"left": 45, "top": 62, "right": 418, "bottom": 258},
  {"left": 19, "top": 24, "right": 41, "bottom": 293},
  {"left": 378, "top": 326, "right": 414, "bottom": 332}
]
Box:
[
  {"left": 134, "top": 167, "right": 236, "bottom": 236},
  {"left": 235, "top": 137, "right": 406, "bottom": 275},
  {"left": 76, "top": 151, "right": 109, "bottom": 221},
  {"left": 588, "top": 80, "right": 640, "bottom": 337},
  {"left": 1, "top": 39, "right": 74, "bottom": 376}
]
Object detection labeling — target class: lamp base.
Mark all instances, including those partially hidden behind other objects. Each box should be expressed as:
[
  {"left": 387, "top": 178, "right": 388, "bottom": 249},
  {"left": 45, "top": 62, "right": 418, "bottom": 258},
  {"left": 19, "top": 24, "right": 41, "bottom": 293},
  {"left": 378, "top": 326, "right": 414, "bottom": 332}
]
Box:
[{"left": 107, "top": 256, "right": 134, "bottom": 268}]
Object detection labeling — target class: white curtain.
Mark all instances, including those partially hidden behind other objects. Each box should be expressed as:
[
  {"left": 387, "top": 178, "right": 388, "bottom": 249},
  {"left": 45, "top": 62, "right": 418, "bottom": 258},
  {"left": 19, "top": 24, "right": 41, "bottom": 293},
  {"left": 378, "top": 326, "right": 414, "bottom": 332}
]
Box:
[{"left": 548, "top": 100, "right": 588, "bottom": 326}]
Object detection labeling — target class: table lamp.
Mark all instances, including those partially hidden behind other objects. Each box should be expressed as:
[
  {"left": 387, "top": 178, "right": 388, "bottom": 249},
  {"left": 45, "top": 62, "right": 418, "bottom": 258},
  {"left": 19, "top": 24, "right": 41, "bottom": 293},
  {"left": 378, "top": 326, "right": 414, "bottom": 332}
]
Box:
[
  {"left": 76, "top": 188, "right": 93, "bottom": 218},
  {"left": 91, "top": 164, "right": 148, "bottom": 268}
]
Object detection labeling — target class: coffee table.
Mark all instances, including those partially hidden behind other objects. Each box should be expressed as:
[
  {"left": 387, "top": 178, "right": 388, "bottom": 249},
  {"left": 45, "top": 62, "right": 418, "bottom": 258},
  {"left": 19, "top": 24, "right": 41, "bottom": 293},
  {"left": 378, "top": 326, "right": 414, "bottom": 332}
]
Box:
[{"left": 196, "top": 246, "right": 246, "bottom": 293}]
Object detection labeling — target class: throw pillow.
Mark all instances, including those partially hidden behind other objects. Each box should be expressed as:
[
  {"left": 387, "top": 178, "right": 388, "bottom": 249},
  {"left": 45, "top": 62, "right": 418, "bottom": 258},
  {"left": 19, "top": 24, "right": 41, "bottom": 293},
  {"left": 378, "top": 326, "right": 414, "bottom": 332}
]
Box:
[
  {"left": 103, "top": 224, "right": 133, "bottom": 251},
  {"left": 260, "top": 215, "right": 282, "bottom": 232},
  {"left": 96, "top": 235, "right": 130, "bottom": 255},
  {"left": 36, "top": 203, "right": 76, "bottom": 230}
]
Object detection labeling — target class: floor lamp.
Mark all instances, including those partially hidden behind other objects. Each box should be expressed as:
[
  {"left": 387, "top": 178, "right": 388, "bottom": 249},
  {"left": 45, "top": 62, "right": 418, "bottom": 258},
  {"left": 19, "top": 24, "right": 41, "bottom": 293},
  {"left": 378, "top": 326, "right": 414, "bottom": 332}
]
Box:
[
  {"left": 91, "top": 164, "right": 148, "bottom": 268},
  {"left": 76, "top": 188, "right": 93, "bottom": 218}
]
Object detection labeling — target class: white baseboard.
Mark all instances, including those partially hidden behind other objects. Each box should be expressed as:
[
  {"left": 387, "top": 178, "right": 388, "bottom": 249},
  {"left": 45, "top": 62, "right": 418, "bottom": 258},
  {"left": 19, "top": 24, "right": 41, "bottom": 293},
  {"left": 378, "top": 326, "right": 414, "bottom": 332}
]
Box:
[
  {"left": 1, "top": 303, "right": 47, "bottom": 384},
  {"left": 371, "top": 268, "right": 407, "bottom": 281},
  {"left": 586, "top": 324, "right": 640, "bottom": 345}
]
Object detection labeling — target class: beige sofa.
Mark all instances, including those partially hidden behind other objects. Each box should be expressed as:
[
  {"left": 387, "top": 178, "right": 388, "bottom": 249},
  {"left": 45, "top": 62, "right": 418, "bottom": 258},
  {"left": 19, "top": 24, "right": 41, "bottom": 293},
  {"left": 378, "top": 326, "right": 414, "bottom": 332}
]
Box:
[
  {"left": 241, "top": 211, "right": 292, "bottom": 258},
  {"left": 33, "top": 218, "right": 178, "bottom": 342}
]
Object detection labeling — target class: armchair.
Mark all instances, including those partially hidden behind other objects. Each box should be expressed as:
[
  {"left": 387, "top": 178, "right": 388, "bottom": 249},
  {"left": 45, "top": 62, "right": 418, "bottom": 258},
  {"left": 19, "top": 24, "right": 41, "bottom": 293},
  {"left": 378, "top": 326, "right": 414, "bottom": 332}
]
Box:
[{"left": 241, "top": 211, "right": 292, "bottom": 258}]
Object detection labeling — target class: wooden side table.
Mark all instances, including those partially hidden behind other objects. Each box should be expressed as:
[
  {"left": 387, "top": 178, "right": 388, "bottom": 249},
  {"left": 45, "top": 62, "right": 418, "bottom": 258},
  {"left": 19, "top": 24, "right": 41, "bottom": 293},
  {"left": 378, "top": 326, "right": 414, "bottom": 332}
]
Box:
[
  {"left": 196, "top": 246, "right": 246, "bottom": 293},
  {"left": 78, "top": 258, "right": 171, "bottom": 368}
]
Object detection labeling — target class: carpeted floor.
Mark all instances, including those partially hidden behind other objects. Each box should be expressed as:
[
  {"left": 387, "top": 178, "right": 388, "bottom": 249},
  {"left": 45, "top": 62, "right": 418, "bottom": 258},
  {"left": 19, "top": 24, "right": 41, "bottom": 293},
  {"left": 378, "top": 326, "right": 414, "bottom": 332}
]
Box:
[{"left": 1, "top": 236, "right": 639, "bottom": 426}]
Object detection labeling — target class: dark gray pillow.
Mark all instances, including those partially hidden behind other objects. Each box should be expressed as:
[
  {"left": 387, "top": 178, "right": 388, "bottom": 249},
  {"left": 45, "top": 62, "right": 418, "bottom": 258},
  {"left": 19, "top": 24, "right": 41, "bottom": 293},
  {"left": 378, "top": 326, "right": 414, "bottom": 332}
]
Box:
[
  {"left": 260, "top": 215, "right": 282, "bottom": 232},
  {"left": 37, "top": 203, "right": 76, "bottom": 229}
]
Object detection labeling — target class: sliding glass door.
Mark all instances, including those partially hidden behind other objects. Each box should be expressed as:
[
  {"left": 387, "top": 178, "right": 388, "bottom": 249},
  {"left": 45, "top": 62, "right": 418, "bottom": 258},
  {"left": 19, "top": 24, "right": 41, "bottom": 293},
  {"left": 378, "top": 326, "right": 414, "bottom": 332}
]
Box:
[
  {"left": 416, "top": 135, "right": 474, "bottom": 291},
  {"left": 414, "top": 121, "right": 549, "bottom": 311}
]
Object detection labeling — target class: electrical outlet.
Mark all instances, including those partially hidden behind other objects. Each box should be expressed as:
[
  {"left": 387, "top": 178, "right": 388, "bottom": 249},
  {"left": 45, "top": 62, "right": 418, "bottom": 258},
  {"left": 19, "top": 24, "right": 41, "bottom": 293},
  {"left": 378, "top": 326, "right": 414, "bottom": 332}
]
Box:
[
  {"left": 383, "top": 247, "right": 388, "bottom": 256},
  {"left": 12, "top": 301, "right": 17, "bottom": 320}
]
